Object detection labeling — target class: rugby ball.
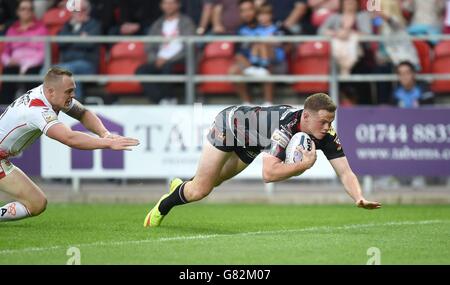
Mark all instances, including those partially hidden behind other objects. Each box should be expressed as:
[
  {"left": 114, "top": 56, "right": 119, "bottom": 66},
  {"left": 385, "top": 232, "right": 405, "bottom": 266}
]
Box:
[{"left": 285, "top": 132, "right": 313, "bottom": 164}]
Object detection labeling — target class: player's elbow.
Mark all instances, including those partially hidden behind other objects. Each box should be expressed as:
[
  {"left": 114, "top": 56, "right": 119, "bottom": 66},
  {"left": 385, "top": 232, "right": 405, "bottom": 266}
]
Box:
[{"left": 262, "top": 167, "right": 277, "bottom": 183}]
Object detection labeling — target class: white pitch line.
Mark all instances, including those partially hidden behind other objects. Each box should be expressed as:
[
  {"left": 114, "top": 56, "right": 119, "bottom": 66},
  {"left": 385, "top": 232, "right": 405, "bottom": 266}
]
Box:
[{"left": 0, "top": 219, "right": 447, "bottom": 255}]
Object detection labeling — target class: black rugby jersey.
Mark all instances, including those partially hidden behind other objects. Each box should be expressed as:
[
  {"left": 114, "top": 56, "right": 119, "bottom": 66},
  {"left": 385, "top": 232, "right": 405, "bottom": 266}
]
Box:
[{"left": 215, "top": 105, "right": 345, "bottom": 161}]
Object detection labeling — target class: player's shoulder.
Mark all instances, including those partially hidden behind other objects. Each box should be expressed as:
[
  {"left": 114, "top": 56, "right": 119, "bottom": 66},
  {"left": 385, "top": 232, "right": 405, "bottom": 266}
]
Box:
[
  {"left": 23, "top": 86, "right": 58, "bottom": 120},
  {"left": 23, "top": 85, "right": 51, "bottom": 109}
]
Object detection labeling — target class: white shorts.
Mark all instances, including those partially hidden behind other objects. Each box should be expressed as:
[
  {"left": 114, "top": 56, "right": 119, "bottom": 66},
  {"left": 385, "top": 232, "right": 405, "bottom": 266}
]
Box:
[{"left": 0, "top": 159, "right": 15, "bottom": 179}]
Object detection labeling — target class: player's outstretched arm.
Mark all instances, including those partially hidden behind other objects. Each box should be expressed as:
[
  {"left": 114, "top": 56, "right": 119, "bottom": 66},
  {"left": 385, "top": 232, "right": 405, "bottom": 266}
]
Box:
[
  {"left": 262, "top": 144, "right": 317, "bottom": 183},
  {"left": 65, "top": 100, "right": 111, "bottom": 138},
  {"left": 46, "top": 123, "right": 139, "bottom": 151},
  {"left": 330, "top": 157, "right": 381, "bottom": 210}
]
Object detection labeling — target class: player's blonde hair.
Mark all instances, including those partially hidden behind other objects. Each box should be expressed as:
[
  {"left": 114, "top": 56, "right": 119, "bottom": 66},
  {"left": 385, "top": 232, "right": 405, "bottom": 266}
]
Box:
[
  {"left": 304, "top": 93, "right": 336, "bottom": 113},
  {"left": 44, "top": 67, "right": 73, "bottom": 86}
]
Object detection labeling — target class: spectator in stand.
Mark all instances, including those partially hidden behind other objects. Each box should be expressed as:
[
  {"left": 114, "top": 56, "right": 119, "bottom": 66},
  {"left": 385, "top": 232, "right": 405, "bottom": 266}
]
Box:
[
  {"left": 244, "top": 3, "right": 285, "bottom": 77},
  {"left": 56, "top": 0, "right": 101, "bottom": 101},
  {"left": 319, "top": 0, "right": 374, "bottom": 104},
  {"left": 372, "top": 0, "right": 419, "bottom": 104},
  {"left": 0, "top": 0, "right": 17, "bottom": 35},
  {"left": 135, "top": 0, "right": 195, "bottom": 104},
  {"left": 308, "top": 0, "right": 339, "bottom": 30},
  {"left": 393, "top": 61, "right": 434, "bottom": 108},
  {"left": 108, "top": 0, "right": 162, "bottom": 36},
  {"left": 212, "top": 0, "right": 241, "bottom": 34},
  {"left": 388, "top": 60, "right": 433, "bottom": 188},
  {"left": 404, "top": 0, "right": 446, "bottom": 41},
  {"left": 0, "top": 0, "right": 47, "bottom": 104},
  {"left": 229, "top": 0, "right": 277, "bottom": 104},
  {"left": 256, "top": 0, "right": 313, "bottom": 35}
]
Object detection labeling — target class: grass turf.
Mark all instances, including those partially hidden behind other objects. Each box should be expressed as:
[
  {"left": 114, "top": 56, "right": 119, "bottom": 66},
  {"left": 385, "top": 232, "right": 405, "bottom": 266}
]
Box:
[{"left": 0, "top": 203, "right": 449, "bottom": 264}]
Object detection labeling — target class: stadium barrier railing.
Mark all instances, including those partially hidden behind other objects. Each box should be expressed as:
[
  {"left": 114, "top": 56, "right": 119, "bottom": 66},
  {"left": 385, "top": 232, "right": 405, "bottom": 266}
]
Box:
[{"left": 1, "top": 34, "right": 450, "bottom": 106}]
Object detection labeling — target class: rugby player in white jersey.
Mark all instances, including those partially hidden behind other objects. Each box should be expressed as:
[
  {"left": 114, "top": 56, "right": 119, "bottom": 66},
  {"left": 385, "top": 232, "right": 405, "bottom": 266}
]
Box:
[{"left": 0, "top": 67, "right": 139, "bottom": 222}]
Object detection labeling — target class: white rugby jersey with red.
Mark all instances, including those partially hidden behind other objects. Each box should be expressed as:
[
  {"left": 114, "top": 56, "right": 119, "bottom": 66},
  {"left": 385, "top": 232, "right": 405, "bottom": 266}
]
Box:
[{"left": 0, "top": 85, "right": 74, "bottom": 177}]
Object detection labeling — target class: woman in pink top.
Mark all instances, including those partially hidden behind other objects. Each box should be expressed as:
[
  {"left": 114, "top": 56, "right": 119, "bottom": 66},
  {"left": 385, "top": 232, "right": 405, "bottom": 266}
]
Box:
[{"left": 1, "top": 0, "right": 48, "bottom": 104}]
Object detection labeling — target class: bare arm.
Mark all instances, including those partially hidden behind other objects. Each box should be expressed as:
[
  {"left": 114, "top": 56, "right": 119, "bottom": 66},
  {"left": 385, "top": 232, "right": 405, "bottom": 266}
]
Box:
[
  {"left": 283, "top": 2, "right": 307, "bottom": 29},
  {"left": 262, "top": 144, "right": 317, "bottom": 183},
  {"left": 65, "top": 100, "right": 110, "bottom": 138},
  {"left": 212, "top": 4, "right": 225, "bottom": 33},
  {"left": 46, "top": 123, "right": 139, "bottom": 151},
  {"left": 308, "top": 0, "right": 327, "bottom": 9},
  {"left": 330, "top": 156, "right": 381, "bottom": 209},
  {"left": 198, "top": 2, "right": 214, "bottom": 33}
]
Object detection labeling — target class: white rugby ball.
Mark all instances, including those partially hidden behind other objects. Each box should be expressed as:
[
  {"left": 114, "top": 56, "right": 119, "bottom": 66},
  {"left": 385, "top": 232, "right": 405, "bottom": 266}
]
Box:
[{"left": 285, "top": 132, "right": 313, "bottom": 164}]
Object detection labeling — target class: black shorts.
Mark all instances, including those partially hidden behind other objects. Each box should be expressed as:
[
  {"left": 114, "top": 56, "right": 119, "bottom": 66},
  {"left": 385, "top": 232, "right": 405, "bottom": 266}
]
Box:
[{"left": 206, "top": 106, "right": 261, "bottom": 164}]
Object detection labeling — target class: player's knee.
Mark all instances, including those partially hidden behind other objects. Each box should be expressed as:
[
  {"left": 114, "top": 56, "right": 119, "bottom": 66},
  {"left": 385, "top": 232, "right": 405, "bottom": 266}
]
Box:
[{"left": 28, "top": 195, "right": 47, "bottom": 216}]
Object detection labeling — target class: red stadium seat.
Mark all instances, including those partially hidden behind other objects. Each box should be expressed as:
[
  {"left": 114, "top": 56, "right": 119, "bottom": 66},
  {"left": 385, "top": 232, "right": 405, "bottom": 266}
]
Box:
[
  {"left": 434, "top": 40, "right": 450, "bottom": 57},
  {"left": 105, "top": 42, "right": 147, "bottom": 95},
  {"left": 0, "top": 42, "right": 3, "bottom": 90},
  {"left": 198, "top": 42, "right": 235, "bottom": 94},
  {"left": 98, "top": 45, "right": 108, "bottom": 75},
  {"left": 413, "top": 40, "right": 432, "bottom": 74},
  {"left": 42, "top": 8, "right": 72, "bottom": 64},
  {"left": 204, "top": 41, "right": 235, "bottom": 58},
  {"left": 431, "top": 41, "right": 450, "bottom": 93},
  {"left": 292, "top": 41, "right": 330, "bottom": 94}
]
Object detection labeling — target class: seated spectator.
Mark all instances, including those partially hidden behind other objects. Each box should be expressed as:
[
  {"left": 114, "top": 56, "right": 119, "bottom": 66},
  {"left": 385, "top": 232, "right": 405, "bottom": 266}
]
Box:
[
  {"left": 308, "top": 0, "right": 339, "bottom": 29},
  {"left": 135, "top": 0, "right": 195, "bottom": 104},
  {"left": 0, "top": 0, "right": 47, "bottom": 104},
  {"left": 393, "top": 61, "right": 434, "bottom": 108},
  {"left": 229, "top": 0, "right": 275, "bottom": 104},
  {"left": 244, "top": 4, "right": 285, "bottom": 76},
  {"left": 319, "top": 0, "right": 374, "bottom": 104},
  {"left": 0, "top": 0, "right": 18, "bottom": 35},
  {"left": 56, "top": 0, "right": 101, "bottom": 101},
  {"left": 373, "top": 0, "right": 419, "bottom": 104},
  {"left": 108, "top": 0, "right": 161, "bottom": 36},
  {"left": 405, "top": 0, "right": 446, "bottom": 41},
  {"left": 212, "top": 0, "right": 241, "bottom": 34},
  {"left": 319, "top": 0, "right": 373, "bottom": 75},
  {"left": 256, "top": 0, "right": 312, "bottom": 35}
]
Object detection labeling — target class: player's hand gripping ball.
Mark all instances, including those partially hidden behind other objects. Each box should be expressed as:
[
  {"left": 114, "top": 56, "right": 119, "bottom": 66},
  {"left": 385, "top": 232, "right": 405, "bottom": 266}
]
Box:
[{"left": 285, "top": 132, "right": 313, "bottom": 163}]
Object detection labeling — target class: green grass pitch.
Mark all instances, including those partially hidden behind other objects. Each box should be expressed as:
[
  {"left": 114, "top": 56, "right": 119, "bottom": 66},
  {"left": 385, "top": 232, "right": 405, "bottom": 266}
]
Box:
[{"left": 0, "top": 203, "right": 449, "bottom": 264}]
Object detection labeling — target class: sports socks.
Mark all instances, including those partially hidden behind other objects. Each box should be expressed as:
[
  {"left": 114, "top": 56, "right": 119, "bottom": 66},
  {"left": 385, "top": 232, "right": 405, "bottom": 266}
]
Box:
[
  {"left": 0, "top": 202, "right": 31, "bottom": 222},
  {"left": 158, "top": 182, "right": 188, "bottom": 215}
]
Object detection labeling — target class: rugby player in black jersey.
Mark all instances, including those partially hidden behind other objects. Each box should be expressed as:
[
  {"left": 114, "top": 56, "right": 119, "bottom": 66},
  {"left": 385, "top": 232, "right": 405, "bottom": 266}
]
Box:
[{"left": 144, "top": 93, "right": 381, "bottom": 227}]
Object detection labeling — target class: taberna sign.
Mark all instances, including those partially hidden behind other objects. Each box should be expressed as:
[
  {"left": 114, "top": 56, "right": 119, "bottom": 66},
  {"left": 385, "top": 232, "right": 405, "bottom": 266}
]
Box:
[
  {"left": 40, "top": 105, "right": 335, "bottom": 179},
  {"left": 338, "top": 107, "right": 450, "bottom": 176}
]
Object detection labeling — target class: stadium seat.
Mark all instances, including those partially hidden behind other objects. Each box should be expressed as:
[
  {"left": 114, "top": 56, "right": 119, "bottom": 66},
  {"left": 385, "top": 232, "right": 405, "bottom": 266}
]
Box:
[
  {"left": 431, "top": 41, "right": 450, "bottom": 93},
  {"left": 105, "top": 42, "right": 147, "bottom": 95},
  {"left": 198, "top": 42, "right": 235, "bottom": 94},
  {"left": 0, "top": 42, "right": 3, "bottom": 90},
  {"left": 42, "top": 8, "right": 72, "bottom": 64},
  {"left": 412, "top": 40, "right": 432, "bottom": 74},
  {"left": 98, "top": 45, "right": 108, "bottom": 75},
  {"left": 292, "top": 41, "right": 330, "bottom": 94}
]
